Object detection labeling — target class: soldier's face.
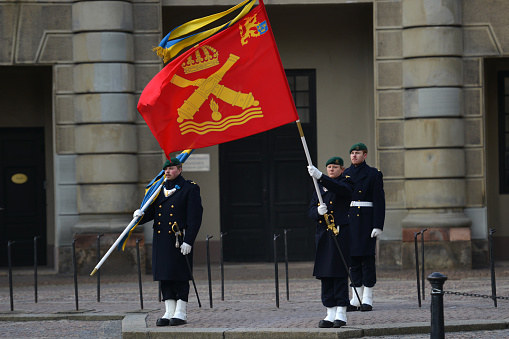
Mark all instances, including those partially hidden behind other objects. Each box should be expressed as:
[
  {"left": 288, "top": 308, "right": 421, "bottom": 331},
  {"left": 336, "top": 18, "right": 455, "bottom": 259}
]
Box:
[
  {"left": 327, "top": 164, "right": 343, "bottom": 179},
  {"left": 350, "top": 150, "right": 367, "bottom": 166},
  {"left": 164, "top": 166, "right": 182, "bottom": 180}
]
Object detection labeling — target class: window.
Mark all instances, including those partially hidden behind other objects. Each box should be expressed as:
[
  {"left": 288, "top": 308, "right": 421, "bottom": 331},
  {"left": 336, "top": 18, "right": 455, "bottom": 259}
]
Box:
[
  {"left": 498, "top": 72, "right": 509, "bottom": 193},
  {"left": 286, "top": 70, "right": 316, "bottom": 124}
]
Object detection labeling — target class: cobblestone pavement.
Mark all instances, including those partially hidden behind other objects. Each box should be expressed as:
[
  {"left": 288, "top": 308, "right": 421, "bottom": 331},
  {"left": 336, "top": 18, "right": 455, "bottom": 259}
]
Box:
[{"left": 0, "top": 262, "right": 508, "bottom": 338}]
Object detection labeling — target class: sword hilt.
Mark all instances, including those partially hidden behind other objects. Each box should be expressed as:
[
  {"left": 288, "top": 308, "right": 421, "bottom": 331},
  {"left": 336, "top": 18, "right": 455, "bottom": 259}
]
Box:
[{"left": 324, "top": 213, "right": 338, "bottom": 235}]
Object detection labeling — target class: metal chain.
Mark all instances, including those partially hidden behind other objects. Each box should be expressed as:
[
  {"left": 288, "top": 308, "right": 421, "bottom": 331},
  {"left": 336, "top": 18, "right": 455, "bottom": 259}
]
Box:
[{"left": 444, "top": 290, "right": 509, "bottom": 300}]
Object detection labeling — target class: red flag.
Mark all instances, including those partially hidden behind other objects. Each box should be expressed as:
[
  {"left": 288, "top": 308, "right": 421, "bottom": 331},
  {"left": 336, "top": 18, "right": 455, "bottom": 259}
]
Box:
[{"left": 138, "top": 2, "right": 299, "bottom": 156}]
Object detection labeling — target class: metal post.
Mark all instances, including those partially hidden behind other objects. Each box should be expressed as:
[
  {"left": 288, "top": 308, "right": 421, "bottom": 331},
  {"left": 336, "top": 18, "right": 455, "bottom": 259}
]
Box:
[
  {"left": 220, "top": 232, "right": 226, "bottom": 301},
  {"left": 96, "top": 233, "right": 104, "bottom": 302},
  {"left": 414, "top": 231, "right": 421, "bottom": 307},
  {"left": 489, "top": 228, "right": 497, "bottom": 307},
  {"left": 284, "top": 229, "right": 291, "bottom": 301},
  {"left": 421, "top": 228, "right": 427, "bottom": 300},
  {"left": 136, "top": 238, "right": 144, "bottom": 310},
  {"left": 34, "top": 236, "right": 40, "bottom": 303},
  {"left": 273, "top": 234, "right": 280, "bottom": 308},
  {"left": 158, "top": 281, "right": 162, "bottom": 303},
  {"left": 206, "top": 235, "right": 213, "bottom": 308},
  {"left": 8, "top": 240, "right": 15, "bottom": 312},
  {"left": 72, "top": 237, "right": 79, "bottom": 311},
  {"left": 428, "top": 272, "right": 447, "bottom": 339}
]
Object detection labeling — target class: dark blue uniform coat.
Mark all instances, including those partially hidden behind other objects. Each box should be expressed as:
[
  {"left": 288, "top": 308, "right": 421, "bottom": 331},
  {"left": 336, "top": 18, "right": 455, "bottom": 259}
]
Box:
[
  {"left": 307, "top": 174, "right": 354, "bottom": 278},
  {"left": 343, "top": 161, "right": 385, "bottom": 256},
  {"left": 138, "top": 174, "right": 203, "bottom": 281}
]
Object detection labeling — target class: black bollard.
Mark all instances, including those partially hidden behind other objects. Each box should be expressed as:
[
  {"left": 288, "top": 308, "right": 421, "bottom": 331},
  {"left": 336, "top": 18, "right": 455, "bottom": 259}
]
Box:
[
  {"left": 428, "top": 272, "right": 447, "bottom": 339},
  {"left": 220, "top": 232, "right": 227, "bottom": 301},
  {"left": 136, "top": 238, "right": 144, "bottom": 310},
  {"left": 8, "top": 240, "right": 15, "bottom": 312},
  {"left": 421, "top": 228, "right": 427, "bottom": 300},
  {"left": 96, "top": 233, "right": 104, "bottom": 302},
  {"left": 206, "top": 235, "right": 213, "bottom": 308},
  {"left": 72, "top": 237, "right": 79, "bottom": 311},
  {"left": 414, "top": 231, "right": 422, "bottom": 307},
  {"left": 34, "top": 236, "right": 40, "bottom": 303},
  {"left": 489, "top": 228, "right": 497, "bottom": 307},
  {"left": 273, "top": 234, "right": 280, "bottom": 308},
  {"left": 284, "top": 229, "right": 291, "bottom": 301}
]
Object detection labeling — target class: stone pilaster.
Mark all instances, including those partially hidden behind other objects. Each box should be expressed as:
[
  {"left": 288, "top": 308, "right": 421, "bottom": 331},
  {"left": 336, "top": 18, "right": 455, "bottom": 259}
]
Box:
[{"left": 400, "top": 0, "right": 472, "bottom": 269}]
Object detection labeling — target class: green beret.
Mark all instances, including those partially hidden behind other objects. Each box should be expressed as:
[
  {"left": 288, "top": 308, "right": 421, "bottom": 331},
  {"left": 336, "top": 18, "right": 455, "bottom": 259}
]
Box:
[
  {"left": 349, "top": 143, "right": 367, "bottom": 153},
  {"left": 326, "top": 156, "right": 344, "bottom": 167},
  {"left": 162, "top": 157, "right": 182, "bottom": 169}
]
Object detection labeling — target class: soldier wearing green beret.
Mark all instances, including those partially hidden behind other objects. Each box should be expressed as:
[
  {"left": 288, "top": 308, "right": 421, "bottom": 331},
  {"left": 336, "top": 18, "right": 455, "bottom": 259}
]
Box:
[
  {"left": 133, "top": 157, "right": 203, "bottom": 326},
  {"left": 343, "top": 143, "right": 385, "bottom": 312},
  {"left": 307, "top": 156, "right": 354, "bottom": 328}
]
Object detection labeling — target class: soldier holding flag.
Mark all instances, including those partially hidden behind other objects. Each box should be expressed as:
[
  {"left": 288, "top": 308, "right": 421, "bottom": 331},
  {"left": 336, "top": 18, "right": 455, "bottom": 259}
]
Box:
[
  {"left": 307, "top": 157, "right": 354, "bottom": 328},
  {"left": 134, "top": 157, "right": 203, "bottom": 326}
]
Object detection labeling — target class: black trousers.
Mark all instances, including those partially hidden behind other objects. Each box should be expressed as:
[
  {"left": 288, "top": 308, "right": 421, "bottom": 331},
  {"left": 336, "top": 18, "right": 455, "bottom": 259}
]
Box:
[
  {"left": 320, "top": 277, "right": 349, "bottom": 307},
  {"left": 350, "top": 255, "right": 376, "bottom": 288},
  {"left": 160, "top": 280, "right": 190, "bottom": 302}
]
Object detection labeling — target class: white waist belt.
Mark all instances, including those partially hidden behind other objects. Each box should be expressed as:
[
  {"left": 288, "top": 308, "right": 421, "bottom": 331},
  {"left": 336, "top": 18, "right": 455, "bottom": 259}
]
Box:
[{"left": 350, "top": 201, "right": 373, "bottom": 207}]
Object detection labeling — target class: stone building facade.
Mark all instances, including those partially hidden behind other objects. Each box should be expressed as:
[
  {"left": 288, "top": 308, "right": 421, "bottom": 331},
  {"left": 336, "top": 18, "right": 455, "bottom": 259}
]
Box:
[{"left": 1, "top": 0, "right": 508, "bottom": 274}]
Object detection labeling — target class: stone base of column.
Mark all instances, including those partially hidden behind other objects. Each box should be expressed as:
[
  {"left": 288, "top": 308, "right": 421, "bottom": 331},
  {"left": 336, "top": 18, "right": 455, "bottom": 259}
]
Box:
[{"left": 400, "top": 212, "right": 472, "bottom": 269}]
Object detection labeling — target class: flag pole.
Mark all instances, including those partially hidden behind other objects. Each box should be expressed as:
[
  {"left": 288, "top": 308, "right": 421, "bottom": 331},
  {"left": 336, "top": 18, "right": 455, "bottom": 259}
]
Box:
[
  {"left": 90, "top": 180, "right": 165, "bottom": 276},
  {"left": 296, "top": 120, "right": 324, "bottom": 206}
]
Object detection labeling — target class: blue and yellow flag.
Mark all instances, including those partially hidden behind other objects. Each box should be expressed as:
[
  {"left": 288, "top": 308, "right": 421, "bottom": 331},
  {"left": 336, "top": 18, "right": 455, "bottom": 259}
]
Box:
[
  {"left": 117, "top": 149, "right": 194, "bottom": 251},
  {"left": 153, "top": 0, "right": 256, "bottom": 62}
]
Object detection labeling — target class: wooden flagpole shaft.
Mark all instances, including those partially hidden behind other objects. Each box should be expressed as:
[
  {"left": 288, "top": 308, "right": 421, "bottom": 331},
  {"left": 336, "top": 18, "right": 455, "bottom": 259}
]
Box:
[
  {"left": 296, "top": 120, "right": 324, "bottom": 206},
  {"left": 90, "top": 179, "right": 166, "bottom": 276}
]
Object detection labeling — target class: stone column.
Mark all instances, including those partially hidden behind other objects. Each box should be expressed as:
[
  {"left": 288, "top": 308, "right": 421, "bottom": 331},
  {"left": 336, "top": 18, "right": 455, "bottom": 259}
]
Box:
[
  {"left": 400, "top": 0, "right": 472, "bottom": 269},
  {"left": 71, "top": 0, "right": 141, "bottom": 273}
]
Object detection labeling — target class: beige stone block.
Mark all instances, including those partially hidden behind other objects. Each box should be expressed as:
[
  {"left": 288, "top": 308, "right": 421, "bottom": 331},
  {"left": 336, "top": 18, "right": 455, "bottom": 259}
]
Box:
[
  {"left": 73, "top": 63, "right": 135, "bottom": 93},
  {"left": 404, "top": 88, "right": 462, "bottom": 118},
  {"left": 384, "top": 180, "right": 406, "bottom": 209},
  {"left": 463, "top": 26, "right": 499, "bottom": 57},
  {"left": 73, "top": 32, "right": 134, "bottom": 63},
  {"left": 466, "top": 178, "right": 484, "bottom": 207},
  {"left": 463, "top": 88, "right": 482, "bottom": 117},
  {"left": 40, "top": 34, "right": 73, "bottom": 63},
  {"left": 403, "top": 57, "right": 463, "bottom": 88},
  {"left": 464, "top": 118, "right": 483, "bottom": 147},
  {"left": 403, "top": 27, "right": 462, "bottom": 58},
  {"left": 376, "top": 30, "right": 402, "bottom": 59},
  {"left": 375, "top": 1, "right": 402, "bottom": 28},
  {"left": 137, "top": 124, "right": 161, "bottom": 153},
  {"left": 135, "top": 64, "right": 163, "bottom": 92},
  {"left": 133, "top": 3, "right": 161, "bottom": 32},
  {"left": 465, "top": 148, "right": 483, "bottom": 177},
  {"left": 75, "top": 94, "right": 136, "bottom": 123},
  {"left": 55, "top": 95, "right": 75, "bottom": 124},
  {"left": 404, "top": 118, "right": 464, "bottom": 148},
  {"left": 77, "top": 184, "right": 138, "bottom": 213},
  {"left": 72, "top": 1, "right": 133, "bottom": 32},
  {"left": 138, "top": 153, "right": 165, "bottom": 183},
  {"left": 378, "top": 90, "right": 403, "bottom": 119},
  {"left": 377, "top": 61, "right": 403, "bottom": 89},
  {"left": 75, "top": 124, "right": 137, "bottom": 154},
  {"left": 404, "top": 149, "right": 465, "bottom": 178},
  {"left": 402, "top": 0, "right": 461, "bottom": 27},
  {"left": 402, "top": 211, "right": 471, "bottom": 228},
  {"left": 379, "top": 150, "right": 404, "bottom": 178},
  {"left": 134, "top": 34, "right": 163, "bottom": 61},
  {"left": 405, "top": 179, "right": 466, "bottom": 208},
  {"left": 76, "top": 154, "right": 138, "bottom": 184},
  {"left": 56, "top": 125, "right": 75, "bottom": 154},
  {"left": 463, "top": 58, "right": 481, "bottom": 86},
  {"left": 378, "top": 120, "right": 403, "bottom": 148},
  {"left": 54, "top": 65, "right": 73, "bottom": 94}
]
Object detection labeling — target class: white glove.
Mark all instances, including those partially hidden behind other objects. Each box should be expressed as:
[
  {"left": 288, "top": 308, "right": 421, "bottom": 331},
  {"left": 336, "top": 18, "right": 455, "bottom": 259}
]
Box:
[
  {"left": 317, "top": 204, "right": 328, "bottom": 215},
  {"left": 307, "top": 165, "right": 323, "bottom": 179},
  {"left": 371, "top": 228, "right": 383, "bottom": 238},
  {"left": 133, "top": 209, "right": 144, "bottom": 218},
  {"left": 180, "top": 242, "right": 192, "bottom": 255}
]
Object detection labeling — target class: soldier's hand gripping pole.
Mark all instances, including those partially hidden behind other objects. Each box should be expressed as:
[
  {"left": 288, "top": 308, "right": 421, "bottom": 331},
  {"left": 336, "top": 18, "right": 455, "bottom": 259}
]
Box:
[
  {"left": 324, "top": 213, "right": 363, "bottom": 308},
  {"left": 172, "top": 222, "right": 202, "bottom": 308}
]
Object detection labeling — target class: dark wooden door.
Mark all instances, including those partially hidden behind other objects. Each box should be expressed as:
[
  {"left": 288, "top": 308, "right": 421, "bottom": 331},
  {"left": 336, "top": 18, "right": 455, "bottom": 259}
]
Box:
[
  {"left": 220, "top": 70, "right": 317, "bottom": 262},
  {"left": 0, "top": 128, "right": 46, "bottom": 266}
]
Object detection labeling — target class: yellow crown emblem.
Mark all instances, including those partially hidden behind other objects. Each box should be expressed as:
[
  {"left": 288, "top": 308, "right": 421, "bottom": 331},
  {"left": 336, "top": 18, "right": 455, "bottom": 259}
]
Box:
[{"left": 182, "top": 45, "right": 219, "bottom": 74}]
